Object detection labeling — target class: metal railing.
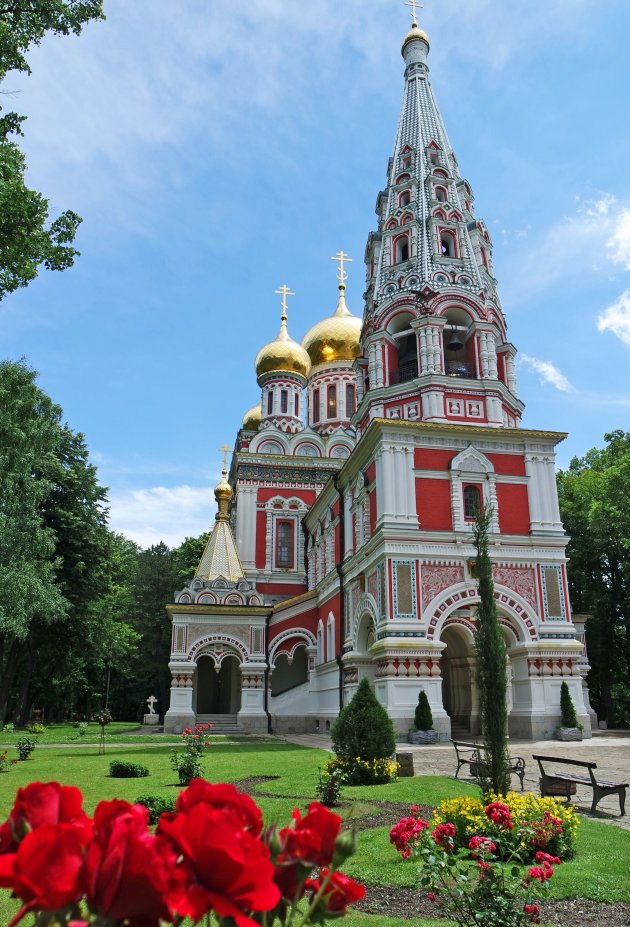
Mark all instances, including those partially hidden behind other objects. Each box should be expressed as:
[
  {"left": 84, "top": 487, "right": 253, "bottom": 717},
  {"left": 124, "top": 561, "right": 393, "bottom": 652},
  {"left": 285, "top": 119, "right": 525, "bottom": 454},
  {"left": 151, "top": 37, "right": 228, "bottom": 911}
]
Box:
[{"left": 446, "top": 360, "right": 476, "bottom": 379}]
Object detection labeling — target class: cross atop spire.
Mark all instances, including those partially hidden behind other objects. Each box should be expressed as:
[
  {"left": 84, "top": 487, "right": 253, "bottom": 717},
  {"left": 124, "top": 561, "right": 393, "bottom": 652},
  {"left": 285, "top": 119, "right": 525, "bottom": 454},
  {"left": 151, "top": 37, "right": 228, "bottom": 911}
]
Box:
[
  {"left": 404, "top": 0, "right": 423, "bottom": 27},
  {"left": 218, "top": 444, "right": 231, "bottom": 475},
  {"left": 331, "top": 250, "right": 352, "bottom": 290},
  {"left": 275, "top": 284, "right": 295, "bottom": 321}
]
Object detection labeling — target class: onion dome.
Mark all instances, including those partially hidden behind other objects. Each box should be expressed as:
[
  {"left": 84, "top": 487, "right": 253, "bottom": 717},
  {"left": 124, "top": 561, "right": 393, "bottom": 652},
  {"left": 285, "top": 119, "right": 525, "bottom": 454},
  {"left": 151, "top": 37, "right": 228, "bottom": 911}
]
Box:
[
  {"left": 302, "top": 286, "right": 362, "bottom": 367},
  {"left": 242, "top": 404, "right": 262, "bottom": 431},
  {"left": 255, "top": 305, "right": 311, "bottom": 380},
  {"left": 402, "top": 21, "right": 429, "bottom": 51}
]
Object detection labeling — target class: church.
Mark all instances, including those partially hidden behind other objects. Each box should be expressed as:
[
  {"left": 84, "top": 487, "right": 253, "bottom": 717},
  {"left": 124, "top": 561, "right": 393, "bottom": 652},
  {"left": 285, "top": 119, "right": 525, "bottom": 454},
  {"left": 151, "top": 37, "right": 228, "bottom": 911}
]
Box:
[{"left": 164, "top": 13, "right": 593, "bottom": 741}]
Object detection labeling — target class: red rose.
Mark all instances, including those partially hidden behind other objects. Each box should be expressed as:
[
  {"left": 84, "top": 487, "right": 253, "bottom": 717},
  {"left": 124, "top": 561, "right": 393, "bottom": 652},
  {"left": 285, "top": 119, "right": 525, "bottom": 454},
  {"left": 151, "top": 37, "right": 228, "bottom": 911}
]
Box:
[
  {"left": 174, "top": 779, "right": 263, "bottom": 835},
  {"left": 279, "top": 802, "right": 342, "bottom": 867},
  {"left": 158, "top": 803, "right": 280, "bottom": 926},
  {"left": 0, "top": 781, "right": 89, "bottom": 854},
  {"left": 468, "top": 835, "right": 497, "bottom": 855},
  {"left": 84, "top": 800, "right": 174, "bottom": 926},
  {"left": 431, "top": 822, "right": 456, "bottom": 848},
  {"left": 306, "top": 869, "right": 365, "bottom": 914},
  {"left": 484, "top": 801, "right": 514, "bottom": 830},
  {"left": 524, "top": 903, "right": 541, "bottom": 923},
  {"left": 427, "top": 891, "right": 437, "bottom": 902},
  {"left": 0, "top": 823, "right": 88, "bottom": 927}
]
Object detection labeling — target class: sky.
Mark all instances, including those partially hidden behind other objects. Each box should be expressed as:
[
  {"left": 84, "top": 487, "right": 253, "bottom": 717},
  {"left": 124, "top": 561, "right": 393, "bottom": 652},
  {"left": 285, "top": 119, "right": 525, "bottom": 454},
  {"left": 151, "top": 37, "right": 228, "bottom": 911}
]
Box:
[{"left": 2, "top": 0, "right": 630, "bottom": 548}]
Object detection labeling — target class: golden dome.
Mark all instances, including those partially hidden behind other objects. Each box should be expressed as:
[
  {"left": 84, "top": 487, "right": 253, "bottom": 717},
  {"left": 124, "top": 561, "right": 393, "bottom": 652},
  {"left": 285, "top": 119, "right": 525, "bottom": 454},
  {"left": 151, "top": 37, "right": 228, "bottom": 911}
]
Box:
[
  {"left": 302, "top": 288, "right": 363, "bottom": 367},
  {"left": 241, "top": 404, "right": 262, "bottom": 431},
  {"left": 255, "top": 311, "right": 311, "bottom": 380},
  {"left": 402, "top": 23, "right": 429, "bottom": 49}
]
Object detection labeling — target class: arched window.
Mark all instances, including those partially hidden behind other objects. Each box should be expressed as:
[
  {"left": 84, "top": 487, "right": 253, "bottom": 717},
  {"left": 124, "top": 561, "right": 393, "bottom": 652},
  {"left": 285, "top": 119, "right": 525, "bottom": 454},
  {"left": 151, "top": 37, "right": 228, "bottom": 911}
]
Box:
[
  {"left": 267, "top": 391, "right": 273, "bottom": 415},
  {"left": 401, "top": 153, "right": 412, "bottom": 169},
  {"left": 394, "top": 235, "right": 410, "bottom": 264},
  {"left": 401, "top": 212, "right": 413, "bottom": 225},
  {"left": 275, "top": 520, "right": 294, "bottom": 568},
  {"left": 345, "top": 383, "right": 355, "bottom": 416},
  {"left": 313, "top": 389, "right": 320, "bottom": 423},
  {"left": 294, "top": 393, "right": 299, "bottom": 416},
  {"left": 480, "top": 247, "right": 489, "bottom": 270},
  {"left": 399, "top": 190, "right": 411, "bottom": 207},
  {"left": 280, "top": 390, "right": 288, "bottom": 414},
  {"left": 327, "top": 384, "right": 337, "bottom": 418},
  {"left": 316, "top": 622, "right": 324, "bottom": 664},
  {"left": 436, "top": 186, "right": 447, "bottom": 202},
  {"left": 440, "top": 231, "right": 456, "bottom": 257},
  {"left": 326, "top": 615, "right": 335, "bottom": 661},
  {"left": 463, "top": 485, "right": 482, "bottom": 520}
]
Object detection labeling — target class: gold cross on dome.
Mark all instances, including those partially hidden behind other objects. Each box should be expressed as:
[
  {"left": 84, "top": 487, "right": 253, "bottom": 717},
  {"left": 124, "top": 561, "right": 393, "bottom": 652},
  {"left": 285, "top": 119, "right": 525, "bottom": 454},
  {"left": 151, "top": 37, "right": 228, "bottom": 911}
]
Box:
[
  {"left": 404, "top": 0, "right": 423, "bottom": 26},
  {"left": 275, "top": 284, "right": 295, "bottom": 318},
  {"left": 331, "top": 250, "right": 352, "bottom": 286},
  {"left": 218, "top": 444, "right": 231, "bottom": 473}
]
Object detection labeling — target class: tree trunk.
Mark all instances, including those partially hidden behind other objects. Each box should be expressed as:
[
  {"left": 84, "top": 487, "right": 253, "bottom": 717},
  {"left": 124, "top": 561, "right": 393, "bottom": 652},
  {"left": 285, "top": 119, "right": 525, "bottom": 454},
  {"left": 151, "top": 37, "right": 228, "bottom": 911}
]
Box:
[
  {"left": 0, "top": 638, "right": 21, "bottom": 724},
  {"left": 16, "top": 646, "right": 36, "bottom": 727}
]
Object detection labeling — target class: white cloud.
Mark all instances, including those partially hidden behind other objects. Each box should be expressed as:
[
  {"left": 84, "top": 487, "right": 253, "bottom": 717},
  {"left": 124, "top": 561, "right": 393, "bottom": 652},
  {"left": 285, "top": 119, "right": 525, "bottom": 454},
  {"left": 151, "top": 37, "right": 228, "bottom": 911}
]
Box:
[
  {"left": 607, "top": 209, "right": 630, "bottom": 270},
  {"left": 506, "top": 195, "right": 630, "bottom": 298},
  {"left": 598, "top": 290, "right": 630, "bottom": 347},
  {"left": 520, "top": 354, "right": 573, "bottom": 392},
  {"left": 108, "top": 484, "right": 215, "bottom": 549}
]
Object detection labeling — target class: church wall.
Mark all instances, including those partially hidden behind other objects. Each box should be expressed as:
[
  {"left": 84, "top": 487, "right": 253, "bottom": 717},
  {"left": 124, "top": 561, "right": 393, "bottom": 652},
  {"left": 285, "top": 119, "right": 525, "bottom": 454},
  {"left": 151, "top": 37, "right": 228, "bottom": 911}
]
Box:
[
  {"left": 414, "top": 448, "right": 455, "bottom": 470},
  {"left": 415, "top": 477, "right": 452, "bottom": 530},
  {"left": 496, "top": 483, "right": 530, "bottom": 535},
  {"left": 487, "top": 453, "right": 527, "bottom": 476}
]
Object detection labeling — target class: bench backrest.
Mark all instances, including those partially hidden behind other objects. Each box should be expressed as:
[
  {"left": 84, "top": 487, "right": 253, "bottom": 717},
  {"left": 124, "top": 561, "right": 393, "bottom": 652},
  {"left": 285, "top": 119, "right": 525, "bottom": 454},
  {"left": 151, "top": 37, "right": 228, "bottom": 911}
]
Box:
[{"left": 532, "top": 754, "right": 597, "bottom": 770}]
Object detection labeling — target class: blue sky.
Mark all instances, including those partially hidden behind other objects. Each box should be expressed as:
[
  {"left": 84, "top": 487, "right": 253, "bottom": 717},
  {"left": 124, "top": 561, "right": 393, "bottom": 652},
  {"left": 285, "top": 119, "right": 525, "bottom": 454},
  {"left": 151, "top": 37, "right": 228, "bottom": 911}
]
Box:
[{"left": 2, "top": 0, "right": 629, "bottom": 547}]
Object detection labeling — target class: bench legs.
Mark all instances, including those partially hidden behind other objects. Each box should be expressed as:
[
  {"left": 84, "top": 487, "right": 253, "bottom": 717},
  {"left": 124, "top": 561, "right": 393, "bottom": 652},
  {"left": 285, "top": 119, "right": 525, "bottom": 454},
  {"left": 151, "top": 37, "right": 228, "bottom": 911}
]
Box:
[{"left": 591, "top": 786, "right": 626, "bottom": 817}]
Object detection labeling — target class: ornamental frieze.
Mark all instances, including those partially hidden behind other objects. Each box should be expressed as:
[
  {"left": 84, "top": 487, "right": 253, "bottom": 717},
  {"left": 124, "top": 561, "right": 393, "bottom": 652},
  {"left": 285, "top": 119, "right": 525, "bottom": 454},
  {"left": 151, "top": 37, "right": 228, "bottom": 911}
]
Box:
[
  {"left": 238, "top": 464, "right": 339, "bottom": 485},
  {"left": 421, "top": 563, "right": 465, "bottom": 611},
  {"left": 493, "top": 566, "right": 538, "bottom": 615}
]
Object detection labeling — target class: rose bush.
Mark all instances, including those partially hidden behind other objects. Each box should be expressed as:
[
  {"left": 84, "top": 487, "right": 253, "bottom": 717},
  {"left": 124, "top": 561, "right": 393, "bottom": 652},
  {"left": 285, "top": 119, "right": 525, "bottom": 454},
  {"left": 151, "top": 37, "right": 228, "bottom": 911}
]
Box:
[
  {"left": 390, "top": 798, "right": 569, "bottom": 927},
  {"left": 0, "top": 779, "right": 364, "bottom": 927}
]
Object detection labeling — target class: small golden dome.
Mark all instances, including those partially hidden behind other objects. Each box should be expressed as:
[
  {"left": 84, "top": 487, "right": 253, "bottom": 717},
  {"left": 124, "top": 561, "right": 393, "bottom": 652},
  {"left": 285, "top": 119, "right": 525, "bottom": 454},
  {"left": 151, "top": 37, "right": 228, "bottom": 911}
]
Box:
[
  {"left": 403, "top": 23, "right": 429, "bottom": 49},
  {"left": 302, "top": 288, "right": 363, "bottom": 367},
  {"left": 241, "top": 404, "right": 262, "bottom": 431},
  {"left": 214, "top": 470, "right": 232, "bottom": 521},
  {"left": 255, "top": 312, "right": 311, "bottom": 380}
]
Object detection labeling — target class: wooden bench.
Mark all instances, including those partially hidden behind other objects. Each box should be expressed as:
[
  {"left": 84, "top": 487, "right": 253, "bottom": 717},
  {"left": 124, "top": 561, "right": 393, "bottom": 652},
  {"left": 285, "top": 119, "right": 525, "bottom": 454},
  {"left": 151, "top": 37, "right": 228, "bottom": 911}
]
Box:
[
  {"left": 533, "top": 755, "right": 628, "bottom": 816},
  {"left": 451, "top": 740, "right": 526, "bottom": 791}
]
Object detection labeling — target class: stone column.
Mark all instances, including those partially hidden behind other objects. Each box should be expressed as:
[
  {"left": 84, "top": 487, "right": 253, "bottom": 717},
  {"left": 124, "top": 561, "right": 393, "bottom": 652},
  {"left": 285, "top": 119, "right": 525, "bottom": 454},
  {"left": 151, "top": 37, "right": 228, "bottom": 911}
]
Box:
[
  {"left": 237, "top": 663, "right": 268, "bottom": 733},
  {"left": 164, "top": 663, "right": 196, "bottom": 733}
]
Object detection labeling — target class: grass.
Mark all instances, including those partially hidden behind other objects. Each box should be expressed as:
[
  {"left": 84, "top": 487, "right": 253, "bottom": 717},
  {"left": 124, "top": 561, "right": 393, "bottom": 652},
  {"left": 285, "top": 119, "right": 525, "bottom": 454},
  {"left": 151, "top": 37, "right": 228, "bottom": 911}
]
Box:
[
  {"left": 0, "top": 739, "right": 628, "bottom": 926},
  {"left": 0, "top": 721, "right": 231, "bottom": 745}
]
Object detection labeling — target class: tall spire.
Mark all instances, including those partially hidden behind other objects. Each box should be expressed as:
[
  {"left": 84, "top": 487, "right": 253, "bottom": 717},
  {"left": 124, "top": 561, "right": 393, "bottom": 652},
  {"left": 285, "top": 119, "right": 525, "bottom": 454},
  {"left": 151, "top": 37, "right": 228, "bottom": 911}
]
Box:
[
  {"left": 195, "top": 448, "right": 245, "bottom": 581},
  {"left": 364, "top": 12, "right": 503, "bottom": 325}
]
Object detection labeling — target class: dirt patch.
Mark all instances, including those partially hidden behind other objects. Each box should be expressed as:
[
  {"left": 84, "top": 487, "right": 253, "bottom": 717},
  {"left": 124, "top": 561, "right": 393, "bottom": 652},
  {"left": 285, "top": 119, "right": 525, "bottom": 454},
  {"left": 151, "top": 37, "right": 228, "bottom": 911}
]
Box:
[
  {"left": 350, "top": 800, "right": 431, "bottom": 830},
  {"left": 354, "top": 883, "right": 630, "bottom": 927},
  {"left": 234, "top": 775, "right": 281, "bottom": 796}
]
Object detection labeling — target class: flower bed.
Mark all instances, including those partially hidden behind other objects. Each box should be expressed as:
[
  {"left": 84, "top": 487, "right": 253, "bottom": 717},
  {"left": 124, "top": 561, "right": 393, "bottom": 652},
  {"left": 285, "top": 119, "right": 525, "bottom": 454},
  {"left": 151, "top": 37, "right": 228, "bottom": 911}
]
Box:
[
  {"left": 0, "top": 778, "right": 364, "bottom": 927},
  {"left": 390, "top": 794, "right": 580, "bottom": 927},
  {"left": 431, "top": 791, "right": 579, "bottom": 860}
]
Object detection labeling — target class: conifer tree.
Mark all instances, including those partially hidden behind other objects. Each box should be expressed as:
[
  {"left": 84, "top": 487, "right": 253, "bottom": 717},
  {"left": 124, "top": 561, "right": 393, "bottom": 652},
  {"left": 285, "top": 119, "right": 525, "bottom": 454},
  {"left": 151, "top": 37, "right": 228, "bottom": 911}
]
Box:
[
  {"left": 473, "top": 508, "right": 511, "bottom": 795},
  {"left": 331, "top": 677, "right": 395, "bottom": 765},
  {"left": 414, "top": 690, "right": 433, "bottom": 731}
]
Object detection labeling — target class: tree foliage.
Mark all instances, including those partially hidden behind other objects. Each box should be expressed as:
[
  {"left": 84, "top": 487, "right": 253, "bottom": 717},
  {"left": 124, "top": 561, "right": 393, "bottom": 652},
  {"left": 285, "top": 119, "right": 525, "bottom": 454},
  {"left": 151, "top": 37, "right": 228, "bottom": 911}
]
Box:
[
  {"left": 0, "top": 1, "right": 104, "bottom": 298},
  {"left": 414, "top": 690, "right": 433, "bottom": 732},
  {"left": 557, "top": 430, "right": 630, "bottom": 726},
  {"left": 473, "top": 508, "right": 511, "bottom": 796},
  {"left": 559, "top": 681, "right": 578, "bottom": 729},
  {"left": 331, "top": 677, "right": 396, "bottom": 763}
]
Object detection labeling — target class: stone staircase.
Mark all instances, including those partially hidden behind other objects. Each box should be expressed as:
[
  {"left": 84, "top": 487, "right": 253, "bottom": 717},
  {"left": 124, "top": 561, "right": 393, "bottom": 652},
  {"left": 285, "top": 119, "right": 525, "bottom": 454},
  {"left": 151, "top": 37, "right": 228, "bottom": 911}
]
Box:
[{"left": 195, "top": 714, "right": 241, "bottom": 734}]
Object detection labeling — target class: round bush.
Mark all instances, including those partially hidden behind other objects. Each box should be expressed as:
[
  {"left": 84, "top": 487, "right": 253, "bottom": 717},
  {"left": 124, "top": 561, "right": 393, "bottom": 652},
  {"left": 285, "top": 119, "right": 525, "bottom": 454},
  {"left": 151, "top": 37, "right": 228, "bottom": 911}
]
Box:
[{"left": 134, "top": 794, "right": 175, "bottom": 824}]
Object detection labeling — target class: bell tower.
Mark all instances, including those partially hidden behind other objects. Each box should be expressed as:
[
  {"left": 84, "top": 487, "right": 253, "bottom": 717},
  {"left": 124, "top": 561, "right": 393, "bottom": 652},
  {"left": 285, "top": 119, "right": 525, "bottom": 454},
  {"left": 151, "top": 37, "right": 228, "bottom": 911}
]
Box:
[{"left": 358, "top": 13, "right": 521, "bottom": 431}]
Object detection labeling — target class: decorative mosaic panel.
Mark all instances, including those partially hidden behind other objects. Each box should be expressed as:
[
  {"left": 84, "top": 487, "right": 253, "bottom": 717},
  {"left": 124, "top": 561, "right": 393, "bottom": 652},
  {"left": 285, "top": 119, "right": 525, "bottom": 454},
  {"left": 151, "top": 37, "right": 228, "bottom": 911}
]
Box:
[
  {"left": 392, "top": 560, "right": 417, "bottom": 619},
  {"left": 172, "top": 625, "right": 187, "bottom": 654},
  {"left": 541, "top": 566, "right": 566, "bottom": 620},
  {"left": 378, "top": 564, "right": 387, "bottom": 619}
]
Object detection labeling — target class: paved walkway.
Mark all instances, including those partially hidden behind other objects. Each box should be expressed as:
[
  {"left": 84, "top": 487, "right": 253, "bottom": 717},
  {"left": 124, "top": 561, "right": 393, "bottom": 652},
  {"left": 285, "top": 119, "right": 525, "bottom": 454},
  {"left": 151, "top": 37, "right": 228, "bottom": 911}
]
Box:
[{"left": 277, "top": 730, "right": 630, "bottom": 828}]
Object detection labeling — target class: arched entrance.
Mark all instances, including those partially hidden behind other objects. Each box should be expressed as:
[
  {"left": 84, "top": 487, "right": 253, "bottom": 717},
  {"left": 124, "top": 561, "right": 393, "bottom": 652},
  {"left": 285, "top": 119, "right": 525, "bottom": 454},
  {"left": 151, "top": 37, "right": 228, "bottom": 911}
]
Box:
[
  {"left": 354, "top": 611, "right": 376, "bottom": 683},
  {"left": 441, "top": 623, "right": 478, "bottom": 736},
  {"left": 196, "top": 654, "right": 241, "bottom": 714},
  {"left": 271, "top": 646, "right": 309, "bottom": 697}
]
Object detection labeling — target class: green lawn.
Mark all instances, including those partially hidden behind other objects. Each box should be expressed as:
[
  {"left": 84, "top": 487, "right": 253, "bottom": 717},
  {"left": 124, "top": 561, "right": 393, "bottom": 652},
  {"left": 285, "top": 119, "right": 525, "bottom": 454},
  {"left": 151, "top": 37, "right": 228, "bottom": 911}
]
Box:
[
  {"left": 0, "top": 721, "right": 232, "bottom": 745},
  {"left": 0, "top": 739, "right": 628, "bottom": 927}
]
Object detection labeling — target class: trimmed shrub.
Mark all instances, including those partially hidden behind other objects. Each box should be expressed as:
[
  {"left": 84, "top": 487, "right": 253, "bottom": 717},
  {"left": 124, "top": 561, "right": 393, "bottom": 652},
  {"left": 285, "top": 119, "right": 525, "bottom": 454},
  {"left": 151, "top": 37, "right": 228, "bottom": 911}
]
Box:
[
  {"left": 28, "top": 723, "right": 46, "bottom": 735},
  {"left": 414, "top": 690, "right": 433, "bottom": 731},
  {"left": 170, "top": 750, "right": 202, "bottom": 786},
  {"left": 134, "top": 794, "right": 175, "bottom": 825},
  {"left": 109, "top": 760, "right": 149, "bottom": 778},
  {"left": 316, "top": 759, "right": 345, "bottom": 807},
  {"left": 331, "top": 678, "right": 396, "bottom": 784},
  {"left": 16, "top": 738, "right": 37, "bottom": 761},
  {"left": 560, "top": 681, "right": 579, "bottom": 728}
]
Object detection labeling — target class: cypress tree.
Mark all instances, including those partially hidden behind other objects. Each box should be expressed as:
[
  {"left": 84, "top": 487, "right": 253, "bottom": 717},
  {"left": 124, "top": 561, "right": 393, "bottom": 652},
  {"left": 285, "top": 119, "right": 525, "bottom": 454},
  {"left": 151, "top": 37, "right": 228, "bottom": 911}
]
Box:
[
  {"left": 473, "top": 508, "right": 511, "bottom": 795},
  {"left": 560, "top": 681, "right": 579, "bottom": 728}
]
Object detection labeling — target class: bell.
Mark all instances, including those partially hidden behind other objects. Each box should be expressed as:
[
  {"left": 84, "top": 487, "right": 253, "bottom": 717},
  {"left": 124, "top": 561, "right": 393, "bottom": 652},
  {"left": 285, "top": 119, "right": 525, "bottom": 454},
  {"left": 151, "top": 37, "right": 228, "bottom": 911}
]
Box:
[{"left": 446, "top": 325, "right": 464, "bottom": 352}]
